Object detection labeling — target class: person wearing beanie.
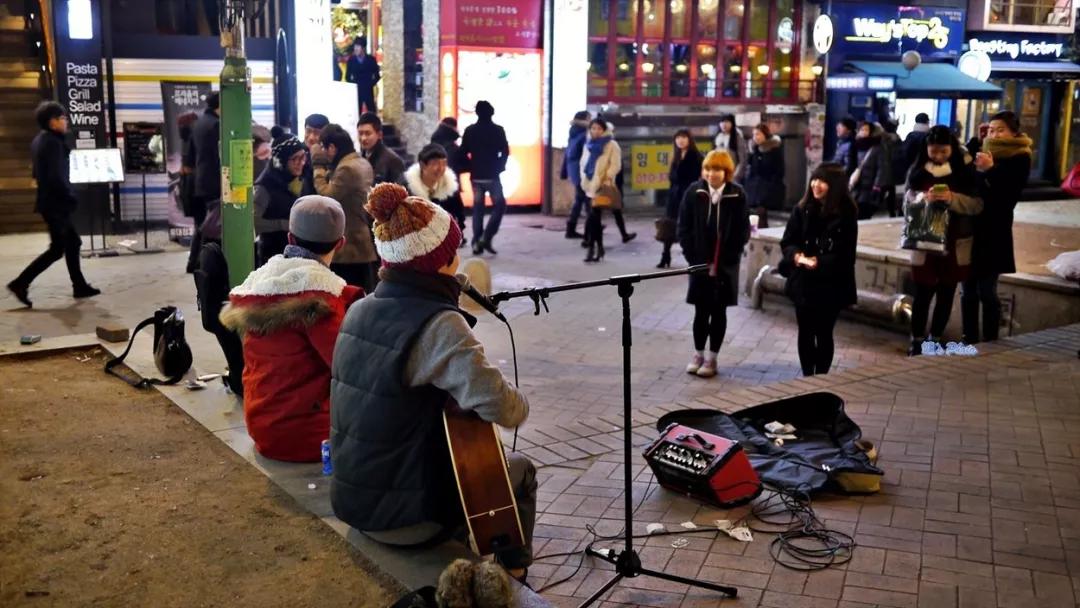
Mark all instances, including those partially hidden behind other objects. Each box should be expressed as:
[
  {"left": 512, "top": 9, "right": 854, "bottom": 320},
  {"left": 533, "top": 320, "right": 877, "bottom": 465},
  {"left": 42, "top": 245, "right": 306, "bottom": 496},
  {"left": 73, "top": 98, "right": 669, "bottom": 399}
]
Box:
[
  {"left": 430, "top": 116, "right": 467, "bottom": 177},
  {"left": 405, "top": 143, "right": 466, "bottom": 245},
  {"left": 253, "top": 136, "right": 314, "bottom": 267},
  {"left": 220, "top": 195, "right": 363, "bottom": 463},
  {"left": 330, "top": 183, "right": 535, "bottom": 584},
  {"left": 560, "top": 110, "right": 592, "bottom": 239},
  {"left": 833, "top": 117, "right": 857, "bottom": 175},
  {"left": 460, "top": 100, "right": 510, "bottom": 255},
  {"left": 315, "top": 123, "right": 378, "bottom": 292}
]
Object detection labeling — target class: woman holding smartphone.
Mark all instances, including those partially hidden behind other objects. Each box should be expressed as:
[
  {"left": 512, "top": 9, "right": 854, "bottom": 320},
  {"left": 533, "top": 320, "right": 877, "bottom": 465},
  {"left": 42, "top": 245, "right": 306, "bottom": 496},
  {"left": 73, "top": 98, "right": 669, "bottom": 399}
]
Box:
[
  {"left": 903, "top": 126, "right": 984, "bottom": 355},
  {"left": 780, "top": 163, "right": 858, "bottom": 376}
]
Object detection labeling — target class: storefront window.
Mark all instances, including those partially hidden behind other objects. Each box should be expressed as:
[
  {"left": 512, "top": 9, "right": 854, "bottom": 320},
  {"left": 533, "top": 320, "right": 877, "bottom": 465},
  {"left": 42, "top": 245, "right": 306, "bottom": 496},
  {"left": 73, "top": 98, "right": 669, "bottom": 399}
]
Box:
[
  {"left": 642, "top": 0, "right": 665, "bottom": 37},
  {"left": 614, "top": 42, "right": 636, "bottom": 96},
  {"left": 670, "top": 44, "right": 691, "bottom": 97},
  {"left": 587, "top": 0, "right": 800, "bottom": 103},
  {"left": 989, "top": 0, "right": 1072, "bottom": 28},
  {"left": 588, "top": 42, "right": 610, "bottom": 97},
  {"left": 615, "top": 0, "right": 639, "bottom": 37},
  {"left": 670, "top": 0, "right": 689, "bottom": 38},
  {"left": 725, "top": 2, "right": 744, "bottom": 40},
  {"left": 696, "top": 43, "right": 718, "bottom": 98},
  {"left": 722, "top": 46, "right": 743, "bottom": 98},
  {"left": 746, "top": 45, "right": 766, "bottom": 98},
  {"left": 748, "top": 0, "right": 768, "bottom": 40},
  {"left": 640, "top": 42, "right": 664, "bottom": 97}
]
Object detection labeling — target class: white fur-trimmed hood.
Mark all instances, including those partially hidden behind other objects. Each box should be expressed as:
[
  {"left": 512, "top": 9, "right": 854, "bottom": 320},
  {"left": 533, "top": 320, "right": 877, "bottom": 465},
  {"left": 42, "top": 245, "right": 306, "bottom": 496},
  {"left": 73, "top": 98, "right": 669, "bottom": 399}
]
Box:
[
  {"left": 404, "top": 163, "right": 459, "bottom": 201},
  {"left": 229, "top": 255, "right": 346, "bottom": 298}
]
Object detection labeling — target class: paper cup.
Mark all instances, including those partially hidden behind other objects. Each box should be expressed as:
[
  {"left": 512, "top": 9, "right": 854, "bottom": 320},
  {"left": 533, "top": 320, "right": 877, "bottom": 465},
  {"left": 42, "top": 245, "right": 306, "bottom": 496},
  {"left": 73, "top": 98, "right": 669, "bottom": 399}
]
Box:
[{"left": 749, "top": 214, "right": 760, "bottom": 231}]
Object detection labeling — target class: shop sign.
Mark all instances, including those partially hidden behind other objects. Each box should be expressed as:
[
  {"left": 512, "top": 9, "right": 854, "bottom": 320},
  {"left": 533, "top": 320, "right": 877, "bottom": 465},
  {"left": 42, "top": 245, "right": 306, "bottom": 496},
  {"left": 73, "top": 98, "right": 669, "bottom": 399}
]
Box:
[
  {"left": 831, "top": 3, "right": 965, "bottom": 58},
  {"left": 813, "top": 15, "right": 834, "bottom": 55},
  {"left": 630, "top": 142, "right": 710, "bottom": 190},
  {"left": 52, "top": 0, "right": 106, "bottom": 149},
  {"left": 825, "top": 74, "right": 896, "bottom": 91},
  {"left": 776, "top": 18, "right": 794, "bottom": 54},
  {"left": 966, "top": 32, "right": 1066, "bottom": 61},
  {"left": 440, "top": 0, "right": 543, "bottom": 49}
]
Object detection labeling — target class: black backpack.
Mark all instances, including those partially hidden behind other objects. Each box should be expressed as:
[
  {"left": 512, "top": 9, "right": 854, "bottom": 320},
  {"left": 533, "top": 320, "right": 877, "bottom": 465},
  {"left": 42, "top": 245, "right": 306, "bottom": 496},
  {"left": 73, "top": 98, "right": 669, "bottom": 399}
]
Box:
[{"left": 104, "top": 306, "right": 193, "bottom": 387}]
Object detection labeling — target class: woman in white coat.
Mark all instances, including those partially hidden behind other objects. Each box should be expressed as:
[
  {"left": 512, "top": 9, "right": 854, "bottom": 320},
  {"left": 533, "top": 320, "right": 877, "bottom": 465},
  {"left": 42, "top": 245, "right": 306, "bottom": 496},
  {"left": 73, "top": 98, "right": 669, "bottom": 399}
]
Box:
[{"left": 579, "top": 119, "right": 622, "bottom": 263}]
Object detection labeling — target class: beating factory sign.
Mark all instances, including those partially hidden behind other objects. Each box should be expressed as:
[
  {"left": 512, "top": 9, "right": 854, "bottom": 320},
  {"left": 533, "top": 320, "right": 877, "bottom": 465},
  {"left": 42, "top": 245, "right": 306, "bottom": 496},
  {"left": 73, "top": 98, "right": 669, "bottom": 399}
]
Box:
[{"left": 966, "top": 32, "right": 1067, "bottom": 61}]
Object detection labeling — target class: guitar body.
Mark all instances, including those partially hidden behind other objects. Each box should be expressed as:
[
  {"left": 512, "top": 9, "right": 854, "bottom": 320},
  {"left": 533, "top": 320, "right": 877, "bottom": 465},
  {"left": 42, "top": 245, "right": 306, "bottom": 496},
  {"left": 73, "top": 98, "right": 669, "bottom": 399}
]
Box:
[{"left": 443, "top": 402, "right": 525, "bottom": 556}]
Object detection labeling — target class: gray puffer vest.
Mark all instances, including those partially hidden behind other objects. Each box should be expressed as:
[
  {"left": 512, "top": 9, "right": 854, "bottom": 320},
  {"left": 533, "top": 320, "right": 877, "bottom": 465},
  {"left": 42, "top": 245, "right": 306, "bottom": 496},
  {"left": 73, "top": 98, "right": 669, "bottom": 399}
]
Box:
[{"left": 329, "top": 275, "right": 463, "bottom": 532}]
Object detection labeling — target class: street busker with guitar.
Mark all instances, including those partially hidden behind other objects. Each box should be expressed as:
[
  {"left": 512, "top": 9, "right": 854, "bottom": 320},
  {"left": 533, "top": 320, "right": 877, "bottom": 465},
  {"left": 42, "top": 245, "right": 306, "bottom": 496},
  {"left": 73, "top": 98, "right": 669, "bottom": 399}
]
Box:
[{"left": 329, "top": 183, "right": 535, "bottom": 583}]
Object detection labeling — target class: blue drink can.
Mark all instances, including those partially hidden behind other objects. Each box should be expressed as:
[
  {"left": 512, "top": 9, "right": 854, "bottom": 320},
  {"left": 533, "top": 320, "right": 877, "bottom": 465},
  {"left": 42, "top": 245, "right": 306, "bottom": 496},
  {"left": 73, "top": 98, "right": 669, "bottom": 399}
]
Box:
[{"left": 321, "top": 439, "right": 332, "bottom": 476}]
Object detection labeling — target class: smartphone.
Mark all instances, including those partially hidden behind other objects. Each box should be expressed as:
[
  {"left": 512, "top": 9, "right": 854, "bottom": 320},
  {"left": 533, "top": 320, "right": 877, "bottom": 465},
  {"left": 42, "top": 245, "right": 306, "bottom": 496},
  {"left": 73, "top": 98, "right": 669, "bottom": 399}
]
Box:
[{"left": 931, "top": 184, "right": 949, "bottom": 194}]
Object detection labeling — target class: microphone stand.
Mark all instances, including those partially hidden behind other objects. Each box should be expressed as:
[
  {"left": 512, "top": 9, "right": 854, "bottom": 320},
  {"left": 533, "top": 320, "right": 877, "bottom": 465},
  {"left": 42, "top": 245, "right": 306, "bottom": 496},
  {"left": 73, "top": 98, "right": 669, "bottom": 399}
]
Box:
[{"left": 490, "top": 264, "right": 738, "bottom": 606}]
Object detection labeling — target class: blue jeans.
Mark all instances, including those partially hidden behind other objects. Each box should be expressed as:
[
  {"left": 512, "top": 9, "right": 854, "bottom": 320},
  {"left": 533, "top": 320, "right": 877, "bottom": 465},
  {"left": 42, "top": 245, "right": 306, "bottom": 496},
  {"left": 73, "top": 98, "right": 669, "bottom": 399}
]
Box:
[
  {"left": 472, "top": 177, "right": 507, "bottom": 244},
  {"left": 960, "top": 274, "right": 1001, "bottom": 343}
]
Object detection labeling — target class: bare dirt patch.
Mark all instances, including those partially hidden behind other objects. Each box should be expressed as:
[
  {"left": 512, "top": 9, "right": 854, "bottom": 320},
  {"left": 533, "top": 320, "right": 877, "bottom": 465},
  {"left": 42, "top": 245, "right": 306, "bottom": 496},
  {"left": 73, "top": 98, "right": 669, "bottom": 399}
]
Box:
[{"left": 0, "top": 349, "right": 396, "bottom": 607}]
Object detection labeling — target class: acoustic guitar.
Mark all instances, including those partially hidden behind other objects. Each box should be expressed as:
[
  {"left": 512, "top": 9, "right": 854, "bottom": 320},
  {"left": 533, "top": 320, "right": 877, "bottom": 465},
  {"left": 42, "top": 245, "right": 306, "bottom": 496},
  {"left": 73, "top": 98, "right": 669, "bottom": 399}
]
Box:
[{"left": 443, "top": 401, "right": 525, "bottom": 556}]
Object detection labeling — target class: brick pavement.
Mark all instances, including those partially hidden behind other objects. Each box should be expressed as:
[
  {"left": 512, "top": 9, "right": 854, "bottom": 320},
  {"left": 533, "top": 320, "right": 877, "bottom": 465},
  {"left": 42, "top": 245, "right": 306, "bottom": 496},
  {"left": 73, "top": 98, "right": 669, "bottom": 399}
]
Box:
[{"left": 521, "top": 324, "right": 1080, "bottom": 607}]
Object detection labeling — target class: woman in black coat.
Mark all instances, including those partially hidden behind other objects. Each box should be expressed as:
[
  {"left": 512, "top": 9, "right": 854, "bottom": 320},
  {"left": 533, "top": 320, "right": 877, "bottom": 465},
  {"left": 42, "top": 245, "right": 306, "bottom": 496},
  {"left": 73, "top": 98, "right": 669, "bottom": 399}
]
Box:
[
  {"left": 780, "top": 163, "right": 858, "bottom": 376},
  {"left": 742, "top": 123, "right": 785, "bottom": 228},
  {"left": 677, "top": 149, "right": 750, "bottom": 379},
  {"left": 850, "top": 121, "right": 889, "bottom": 220},
  {"left": 962, "top": 111, "right": 1031, "bottom": 344},
  {"left": 659, "top": 128, "right": 703, "bottom": 268}
]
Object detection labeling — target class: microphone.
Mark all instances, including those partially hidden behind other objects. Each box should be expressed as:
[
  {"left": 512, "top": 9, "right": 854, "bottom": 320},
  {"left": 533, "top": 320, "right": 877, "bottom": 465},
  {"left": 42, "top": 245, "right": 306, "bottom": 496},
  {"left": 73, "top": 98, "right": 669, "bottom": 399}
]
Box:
[{"left": 456, "top": 273, "right": 507, "bottom": 322}]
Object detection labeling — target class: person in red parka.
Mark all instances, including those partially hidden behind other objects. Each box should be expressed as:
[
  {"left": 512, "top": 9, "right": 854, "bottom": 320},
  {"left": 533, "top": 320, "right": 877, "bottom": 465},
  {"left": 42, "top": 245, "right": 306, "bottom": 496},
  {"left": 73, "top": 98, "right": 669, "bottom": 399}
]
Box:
[{"left": 220, "top": 195, "right": 363, "bottom": 462}]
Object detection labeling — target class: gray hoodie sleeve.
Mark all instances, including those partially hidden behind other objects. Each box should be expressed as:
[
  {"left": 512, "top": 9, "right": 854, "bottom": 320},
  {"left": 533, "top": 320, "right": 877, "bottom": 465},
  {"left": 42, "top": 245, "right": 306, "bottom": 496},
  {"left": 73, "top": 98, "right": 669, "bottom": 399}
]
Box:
[{"left": 403, "top": 311, "right": 529, "bottom": 428}]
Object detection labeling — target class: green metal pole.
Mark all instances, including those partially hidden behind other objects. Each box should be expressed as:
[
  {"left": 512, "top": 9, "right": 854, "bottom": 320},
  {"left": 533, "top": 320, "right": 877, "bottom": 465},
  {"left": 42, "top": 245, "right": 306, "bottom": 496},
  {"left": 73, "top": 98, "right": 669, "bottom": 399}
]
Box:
[{"left": 220, "top": 18, "right": 254, "bottom": 287}]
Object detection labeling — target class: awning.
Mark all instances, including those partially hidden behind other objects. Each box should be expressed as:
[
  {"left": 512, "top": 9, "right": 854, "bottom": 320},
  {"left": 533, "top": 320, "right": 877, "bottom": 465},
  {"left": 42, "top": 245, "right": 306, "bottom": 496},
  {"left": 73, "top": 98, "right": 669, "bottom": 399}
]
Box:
[
  {"left": 990, "top": 60, "right": 1080, "bottom": 75},
  {"left": 845, "top": 60, "right": 1003, "bottom": 100}
]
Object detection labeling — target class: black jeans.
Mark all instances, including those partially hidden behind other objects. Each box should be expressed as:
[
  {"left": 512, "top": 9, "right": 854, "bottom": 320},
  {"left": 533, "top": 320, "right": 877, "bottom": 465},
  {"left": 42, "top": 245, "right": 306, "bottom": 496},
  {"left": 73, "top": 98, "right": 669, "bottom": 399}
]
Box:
[
  {"left": 960, "top": 274, "right": 1001, "bottom": 343},
  {"left": 471, "top": 177, "right": 507, "bottom": 245},
  {"left": 692, "top": 304, "right": 728, "bottom": 353},
  {"left": 187, "top": 196, "right": 209, "bottom": 271},
  {"left": 795, "top": 305, "right": 841, "bottom": 376},
  {"left": 568, "top": 185, "right": 589, "bottom": 229},
  {"left": 911, "top": 282, "right": 957, "bottom": 340},
  {"left": 12, "top": 211, "right": 88, "bottom": 289}
]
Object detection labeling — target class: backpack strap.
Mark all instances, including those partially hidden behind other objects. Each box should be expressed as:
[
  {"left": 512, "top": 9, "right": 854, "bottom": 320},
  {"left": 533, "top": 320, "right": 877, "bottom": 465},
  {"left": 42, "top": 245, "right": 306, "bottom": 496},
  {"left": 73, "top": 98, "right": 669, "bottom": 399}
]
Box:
[{"left": 103, "top": 316, "right": 159, "bottom": 388}]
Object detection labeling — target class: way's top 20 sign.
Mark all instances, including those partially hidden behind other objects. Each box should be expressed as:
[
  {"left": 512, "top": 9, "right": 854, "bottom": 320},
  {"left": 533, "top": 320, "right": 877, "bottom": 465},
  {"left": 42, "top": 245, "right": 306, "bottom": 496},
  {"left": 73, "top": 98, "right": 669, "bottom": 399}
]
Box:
[{"left": 828, "top": 3, "right": 966, "bottom": 59}]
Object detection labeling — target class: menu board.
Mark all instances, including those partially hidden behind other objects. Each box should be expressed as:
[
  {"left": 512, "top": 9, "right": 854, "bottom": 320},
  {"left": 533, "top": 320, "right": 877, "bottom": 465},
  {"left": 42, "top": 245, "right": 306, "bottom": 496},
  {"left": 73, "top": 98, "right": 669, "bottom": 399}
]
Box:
[
  {"left": 122, "top": 122, "right": 166, "bottom": 174},
  {"left": 70, "top": 148, "right": 125, "bottom": 184}
]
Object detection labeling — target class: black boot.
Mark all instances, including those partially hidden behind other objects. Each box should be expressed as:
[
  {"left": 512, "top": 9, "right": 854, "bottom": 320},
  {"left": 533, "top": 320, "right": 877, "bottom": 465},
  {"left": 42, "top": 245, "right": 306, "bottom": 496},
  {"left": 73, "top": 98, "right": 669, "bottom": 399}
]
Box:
[
  {"left": 657, "top": 251, "right": 671, "bottom": 269},
  {"left": 584, "top": 241, "right": 598, "bottom": 263},
  {"left": 565, "top": 222, "right": 584, "bottom": 239},
  {"left": 7, "top": 281, "right": 31, "bottom": 308},
  {"left": 483, "top": 240, "right": 498, "bottom": 255},
  {"left": 472, "top": 239, "right": 484, "bottom": 255}
]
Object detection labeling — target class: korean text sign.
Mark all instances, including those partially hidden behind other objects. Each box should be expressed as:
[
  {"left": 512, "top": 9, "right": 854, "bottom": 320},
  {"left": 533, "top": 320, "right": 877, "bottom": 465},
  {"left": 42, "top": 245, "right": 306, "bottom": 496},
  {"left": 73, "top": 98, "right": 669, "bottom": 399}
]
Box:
[{"left": 440, "top": 0, "right": 543, "bottom": 49}]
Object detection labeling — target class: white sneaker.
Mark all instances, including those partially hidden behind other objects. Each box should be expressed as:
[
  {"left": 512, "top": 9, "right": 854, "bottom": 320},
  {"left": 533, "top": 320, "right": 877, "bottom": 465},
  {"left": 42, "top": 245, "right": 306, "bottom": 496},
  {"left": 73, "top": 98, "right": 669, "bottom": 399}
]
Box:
[
  {"left": 685, "top": 354, "right": 704, "bottom": 374},
  {"left": 696, "top": 359, "right": 718, "bottom": 378}
]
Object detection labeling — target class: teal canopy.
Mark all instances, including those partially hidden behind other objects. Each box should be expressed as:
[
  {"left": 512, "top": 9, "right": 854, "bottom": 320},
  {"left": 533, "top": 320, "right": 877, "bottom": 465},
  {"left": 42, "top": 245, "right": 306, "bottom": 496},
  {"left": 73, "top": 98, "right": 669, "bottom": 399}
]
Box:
[{"left": 845, "top": 60, "right": 1003, "bottom": 100}]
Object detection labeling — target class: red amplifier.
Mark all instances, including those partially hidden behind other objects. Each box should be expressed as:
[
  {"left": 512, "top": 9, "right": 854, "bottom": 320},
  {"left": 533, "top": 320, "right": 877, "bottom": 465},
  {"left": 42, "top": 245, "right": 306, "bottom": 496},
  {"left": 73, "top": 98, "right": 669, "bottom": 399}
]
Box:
[{"left": 643, "top": 423, "right": 762, "bottom": 508}]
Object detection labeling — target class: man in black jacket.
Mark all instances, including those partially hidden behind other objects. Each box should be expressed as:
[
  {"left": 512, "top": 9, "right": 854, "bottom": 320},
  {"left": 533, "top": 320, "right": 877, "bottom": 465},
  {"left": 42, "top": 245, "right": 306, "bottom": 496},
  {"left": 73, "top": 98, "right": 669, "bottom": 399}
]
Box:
[
  {"left": 902, "top": 112, "right": 931, "bottom": 180},
  {"left": 345, "top": 37, "right": 380, "bottom": 114},
  {"left": 357, "top": 112, "right": 404, "bottom": 186},
  {"left": 186, "top": 92, "right": 221, "bottom": 273},
  {"left": 8, "top": 102, "right": 99, "bottom": 307},
  {"left": 460, "top": 101, "right": 510, "bottom": 255}
]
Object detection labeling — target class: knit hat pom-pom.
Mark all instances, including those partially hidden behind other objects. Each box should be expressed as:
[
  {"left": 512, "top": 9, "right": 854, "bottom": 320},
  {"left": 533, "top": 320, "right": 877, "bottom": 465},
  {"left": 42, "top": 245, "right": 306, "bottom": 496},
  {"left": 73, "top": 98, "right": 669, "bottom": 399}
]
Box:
[{"left": 366, "top": 182, "right": 409, "bottom": 224}]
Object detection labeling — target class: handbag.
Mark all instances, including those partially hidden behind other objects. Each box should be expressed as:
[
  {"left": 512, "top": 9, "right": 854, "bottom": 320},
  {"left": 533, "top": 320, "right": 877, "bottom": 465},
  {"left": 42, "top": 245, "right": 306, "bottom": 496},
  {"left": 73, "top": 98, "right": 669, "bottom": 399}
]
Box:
[
  {"left": 104, "top": 306, "right": 193, "bottom": 388},
  {"left": 654, "top": 217, "right": 676, "bottom": 242},
  {"left": 1062, "top": 162, "right": 1080, "bottom": 198},
  {"left": 592, "top": 184, "right": 621, "bottom": 209}
]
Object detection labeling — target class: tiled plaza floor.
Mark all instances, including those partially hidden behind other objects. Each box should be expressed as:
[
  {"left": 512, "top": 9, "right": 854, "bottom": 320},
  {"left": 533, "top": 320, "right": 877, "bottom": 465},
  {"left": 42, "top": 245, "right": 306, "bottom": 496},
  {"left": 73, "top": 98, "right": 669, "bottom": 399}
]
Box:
[
  {"left": 0, "top": 215, "right": 905, "bottom": 429},
  {"left": 522, "top": 326, "right": 1080, "bottom": 607}
]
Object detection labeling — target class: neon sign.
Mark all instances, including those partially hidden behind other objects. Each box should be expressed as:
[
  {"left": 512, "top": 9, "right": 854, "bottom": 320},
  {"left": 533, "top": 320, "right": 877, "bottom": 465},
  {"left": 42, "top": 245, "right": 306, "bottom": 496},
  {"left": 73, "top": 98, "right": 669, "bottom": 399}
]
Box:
[{"left": 846, "top": 16, "right": 951, "bottom": 50}]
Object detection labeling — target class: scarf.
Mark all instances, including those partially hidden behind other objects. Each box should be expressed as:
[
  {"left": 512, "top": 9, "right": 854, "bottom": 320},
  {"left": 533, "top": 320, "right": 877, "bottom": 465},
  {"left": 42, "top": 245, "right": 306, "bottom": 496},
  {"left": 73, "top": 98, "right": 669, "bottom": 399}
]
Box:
[
  {"left": 924, "top": 161, "right": 953, "bottom": 178},
  {"left": 583, "top": 136, "right": 612, "bottom": 180},
  {"left": 283, "top": 244, "right": 325, "bottom": 264},
  {"left": 982, "top": 134, "right": 1033, "bottom": 160}
]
